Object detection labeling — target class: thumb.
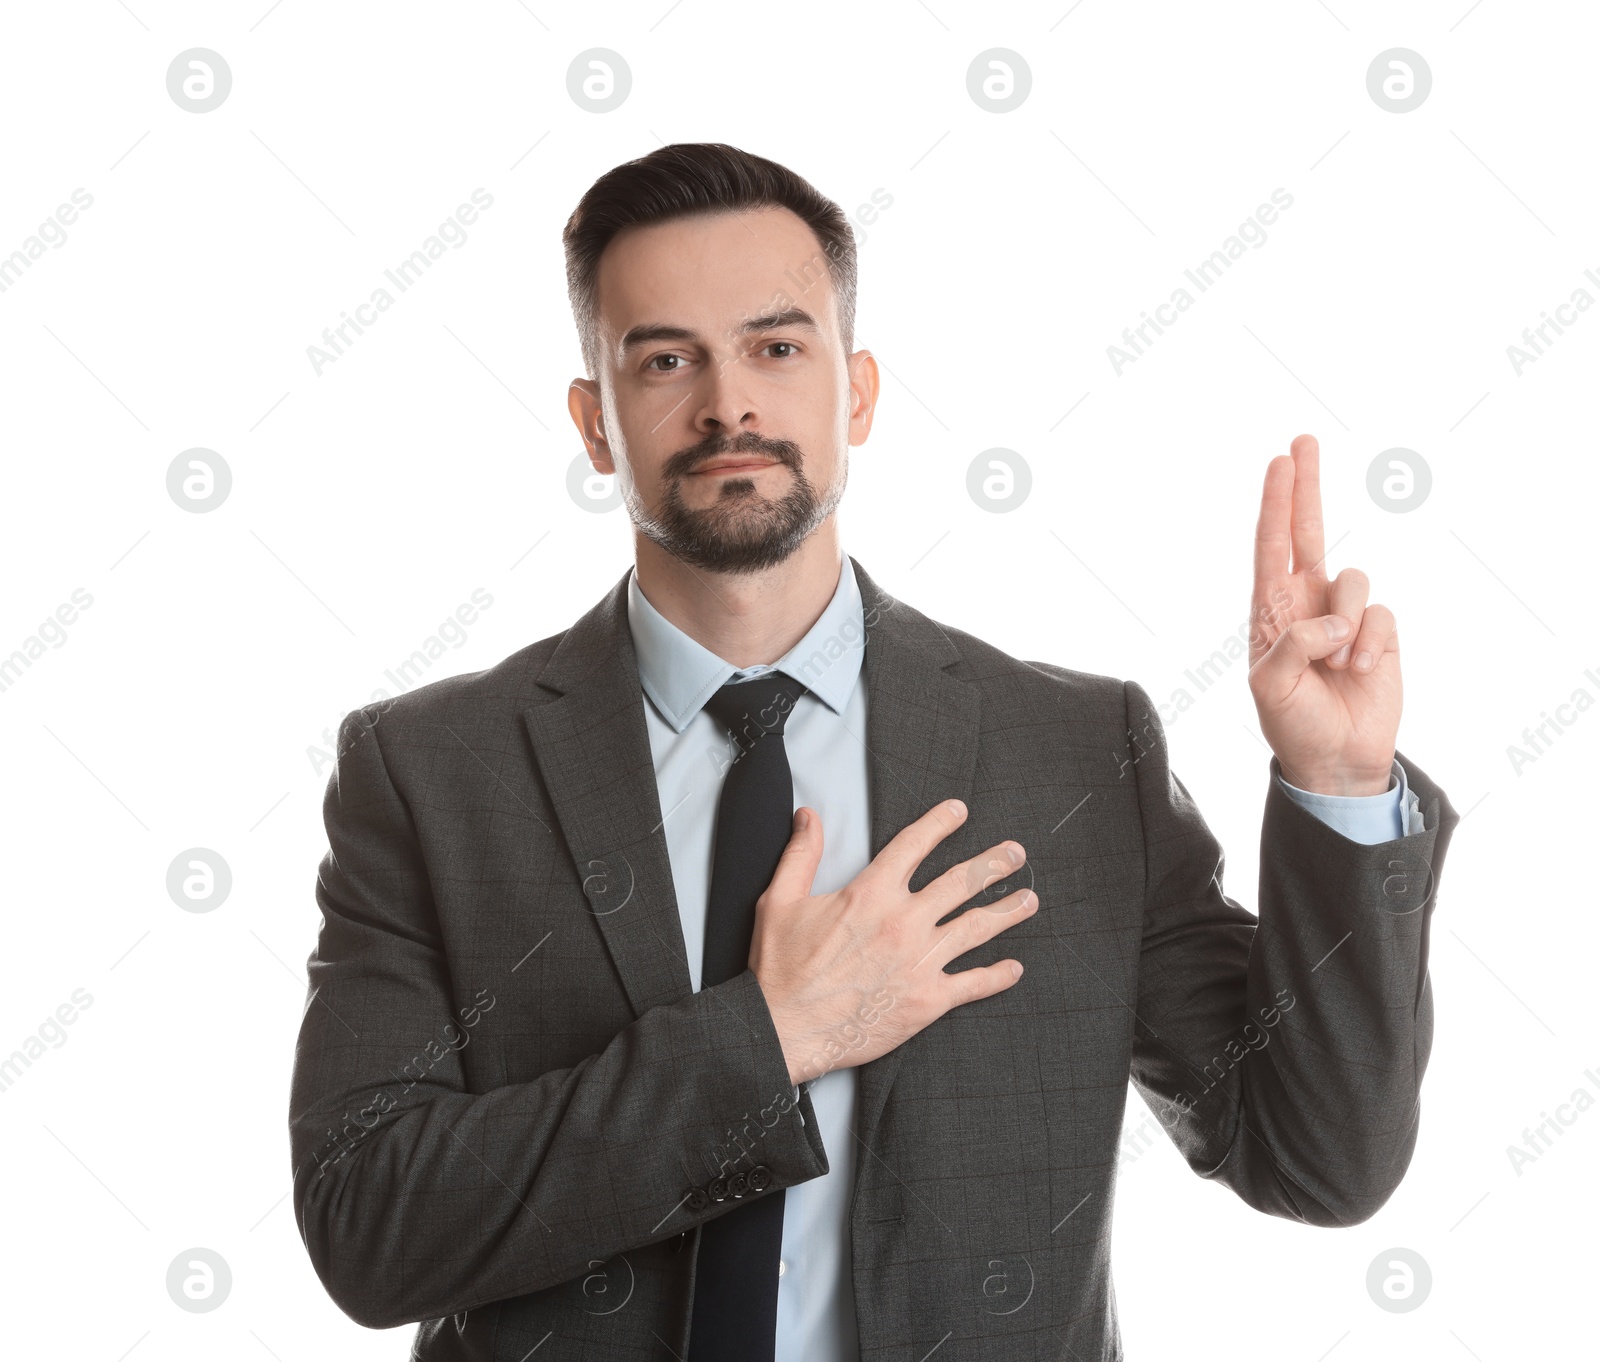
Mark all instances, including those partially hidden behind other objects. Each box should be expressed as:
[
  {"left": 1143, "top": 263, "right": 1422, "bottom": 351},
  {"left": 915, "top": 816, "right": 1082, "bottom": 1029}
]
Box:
[
  {"left": 1252, "top": 614, "right": 1352, "bottom": 704},
  {"left": 763, "top": 806, "right": 823, "bottom": 906}
]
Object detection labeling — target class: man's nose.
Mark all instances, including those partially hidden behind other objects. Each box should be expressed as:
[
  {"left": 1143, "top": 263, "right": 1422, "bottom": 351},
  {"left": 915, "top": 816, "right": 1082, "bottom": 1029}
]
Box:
[{"left": 693, "top": 353, "right": 761, "bottom": 433}]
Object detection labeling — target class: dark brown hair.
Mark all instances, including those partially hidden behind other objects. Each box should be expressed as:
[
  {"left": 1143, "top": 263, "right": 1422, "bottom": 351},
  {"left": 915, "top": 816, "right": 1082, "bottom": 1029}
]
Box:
[{"left": 562, "top": 142, "right": 857, "bottom": 380}]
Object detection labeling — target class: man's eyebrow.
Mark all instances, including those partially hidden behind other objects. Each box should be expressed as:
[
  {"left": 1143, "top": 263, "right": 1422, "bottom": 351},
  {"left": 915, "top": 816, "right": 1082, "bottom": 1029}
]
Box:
[
  {"left": 737, "top": 307, "right": 821, "bottom": 335},
  {"left": 617, "top": 322, "right": 696, "bottom": 353},
  {"left": 617, "top": 308, "right": 822, "bottom": 354}
]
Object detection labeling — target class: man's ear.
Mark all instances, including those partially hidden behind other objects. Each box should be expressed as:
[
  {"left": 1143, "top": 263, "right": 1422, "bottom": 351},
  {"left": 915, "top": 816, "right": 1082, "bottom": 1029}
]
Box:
[
  {"left": 847, "top": 350, "right": 879, "bottom": 447},
  {"left": 567, "top": 378, "right": 615, "bottom": 475}
]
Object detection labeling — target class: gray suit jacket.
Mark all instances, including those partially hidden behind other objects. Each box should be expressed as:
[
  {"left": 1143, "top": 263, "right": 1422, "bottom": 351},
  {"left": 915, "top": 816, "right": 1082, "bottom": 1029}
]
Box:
[{"left": 289, "top": 556, "right": 1460, "bottom": 1360}]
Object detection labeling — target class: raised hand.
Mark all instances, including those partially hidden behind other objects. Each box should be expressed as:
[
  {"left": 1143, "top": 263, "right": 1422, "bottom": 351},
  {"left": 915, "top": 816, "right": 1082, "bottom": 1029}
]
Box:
[{"left": 1247, "top": 434, "right": 1402, "bottom": 796}]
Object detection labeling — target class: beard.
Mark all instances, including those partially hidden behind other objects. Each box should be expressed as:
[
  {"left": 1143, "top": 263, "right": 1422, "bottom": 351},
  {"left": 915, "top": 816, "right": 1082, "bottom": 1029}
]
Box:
[{"left": 626, "top": 429, "right": 842, "bottom": 574}]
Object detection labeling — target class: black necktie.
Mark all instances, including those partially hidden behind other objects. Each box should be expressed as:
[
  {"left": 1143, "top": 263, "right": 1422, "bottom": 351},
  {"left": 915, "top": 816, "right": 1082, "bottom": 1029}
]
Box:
[{"left": 688, "top": 670, "right": 809, "bottom": 1362}]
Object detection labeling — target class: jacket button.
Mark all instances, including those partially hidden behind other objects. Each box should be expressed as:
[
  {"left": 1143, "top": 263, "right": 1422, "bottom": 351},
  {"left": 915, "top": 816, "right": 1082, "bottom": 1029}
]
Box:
[
  {"left": 749, "top": 1165, "right": 772, "bottom": 1192},
  {"left": 686, "top": 1188, "right": 710, "bottom": 1212},
  {"left": 709, "top": 1177, "right": 729, "bottom": 1202}
]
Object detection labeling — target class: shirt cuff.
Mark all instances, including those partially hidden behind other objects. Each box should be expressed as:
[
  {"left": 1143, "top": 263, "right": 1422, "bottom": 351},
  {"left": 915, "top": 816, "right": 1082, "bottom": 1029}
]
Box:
[{"left": 1276, "top": 758, "right": 1420, "bottom": 844}]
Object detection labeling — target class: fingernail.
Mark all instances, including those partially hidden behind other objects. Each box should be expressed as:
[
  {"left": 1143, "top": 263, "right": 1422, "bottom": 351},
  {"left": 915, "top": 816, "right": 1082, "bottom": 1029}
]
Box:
[
  {"left": 1355, "top": 651, "right": 1373, "bottom": 671},
  {"left": 1330, "top": 643, "right": 1350, "bottom": 666},
  {"left": 946, "top": 800, "right": 966, "bottom": 818},
  {"left": 1009, "top": 961, "right": 1023, "bottom": 980},
  {"left": 1325, "top": 617, "right": 1351, "bottom": 640},
  {"left": 1006, "top": 844, "right": 1024, "bottom": 866}
]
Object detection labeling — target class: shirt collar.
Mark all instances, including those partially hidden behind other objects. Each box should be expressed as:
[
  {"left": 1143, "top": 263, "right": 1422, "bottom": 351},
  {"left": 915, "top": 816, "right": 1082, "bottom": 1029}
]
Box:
[{"left": 626, "top": 552, "right": 866, "bottom": 734}]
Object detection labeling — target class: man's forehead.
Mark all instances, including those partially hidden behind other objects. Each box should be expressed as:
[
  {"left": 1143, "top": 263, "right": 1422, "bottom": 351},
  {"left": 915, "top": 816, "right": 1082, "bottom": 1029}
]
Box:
[{"left": 595, "top": 206, "right": 837, "bottom": 342}]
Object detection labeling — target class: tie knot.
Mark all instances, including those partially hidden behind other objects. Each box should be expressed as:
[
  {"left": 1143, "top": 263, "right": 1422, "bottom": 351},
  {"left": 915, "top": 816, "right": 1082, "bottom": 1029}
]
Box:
[{"left": 703, "top": 672, "right": 808, "bottom": 752}]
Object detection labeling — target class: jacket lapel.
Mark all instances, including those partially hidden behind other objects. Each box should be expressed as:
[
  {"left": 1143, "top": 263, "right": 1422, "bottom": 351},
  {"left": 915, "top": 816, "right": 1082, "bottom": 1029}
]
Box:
[
  {"left": 518, "top": 557, "right": 983, "bottom": 1149},
  {"left": 521, "top": 567, "right": 697, "bottom": 1019}
]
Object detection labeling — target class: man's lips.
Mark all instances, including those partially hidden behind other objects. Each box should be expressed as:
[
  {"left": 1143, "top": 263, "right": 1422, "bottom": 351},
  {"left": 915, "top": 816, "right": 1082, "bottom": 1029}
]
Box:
[{"left": 690, "top": 457, "right": 783, "bottom": 475}]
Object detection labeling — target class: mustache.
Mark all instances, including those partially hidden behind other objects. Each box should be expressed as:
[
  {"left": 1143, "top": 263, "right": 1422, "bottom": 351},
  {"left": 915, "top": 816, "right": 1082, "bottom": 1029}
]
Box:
[{"left": 662, "top": 430, "right": 803, "bottom": 479}]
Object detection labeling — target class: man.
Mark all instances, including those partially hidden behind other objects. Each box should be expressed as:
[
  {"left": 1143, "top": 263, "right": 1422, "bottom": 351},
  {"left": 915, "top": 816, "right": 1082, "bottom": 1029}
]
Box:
[{"left": 289, "top": 143, "right": 1459, "bottom": 1361}]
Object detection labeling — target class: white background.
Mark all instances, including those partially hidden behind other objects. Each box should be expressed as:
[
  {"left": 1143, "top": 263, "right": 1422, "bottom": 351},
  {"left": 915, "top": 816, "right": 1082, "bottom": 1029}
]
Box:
[{"left": 0, "top": 2, "right": 1594, "bottom": 1358}]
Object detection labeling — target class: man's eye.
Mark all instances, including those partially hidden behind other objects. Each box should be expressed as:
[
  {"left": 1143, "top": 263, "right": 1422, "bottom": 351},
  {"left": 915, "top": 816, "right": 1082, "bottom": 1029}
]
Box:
[
  {"left": 764, "top": 342, "right": 798, "bottom": 358},
  {"left": 647, "top": 354, "right": 683, "bottom": 371}
]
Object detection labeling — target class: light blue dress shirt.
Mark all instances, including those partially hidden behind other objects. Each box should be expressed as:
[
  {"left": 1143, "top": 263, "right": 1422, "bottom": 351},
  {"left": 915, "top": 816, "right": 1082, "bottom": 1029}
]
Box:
[{"left": 625, "top": 551, "right": 1417, "bottom": 1361}]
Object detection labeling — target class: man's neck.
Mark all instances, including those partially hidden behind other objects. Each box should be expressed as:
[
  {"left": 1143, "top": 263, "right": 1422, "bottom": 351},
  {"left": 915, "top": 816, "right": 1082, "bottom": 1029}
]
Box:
[{"left": 631, "top": 521, "right": 844, "bottom": 670}]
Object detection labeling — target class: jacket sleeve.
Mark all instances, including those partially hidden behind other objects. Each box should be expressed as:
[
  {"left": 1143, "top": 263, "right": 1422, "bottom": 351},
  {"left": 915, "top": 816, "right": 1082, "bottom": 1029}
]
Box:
[
  {"left": 1121, "top": 678, "right": 1460, "bottom": 1226},
  {"left": 287, "top": 706, "right": 829, "bottom": 1330}
]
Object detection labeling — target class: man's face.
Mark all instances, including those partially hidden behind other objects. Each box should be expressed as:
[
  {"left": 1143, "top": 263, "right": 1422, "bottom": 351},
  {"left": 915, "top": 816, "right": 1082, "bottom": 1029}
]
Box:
[{"left": 568, "top": 205, "right": 877, "bottom": 574}]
